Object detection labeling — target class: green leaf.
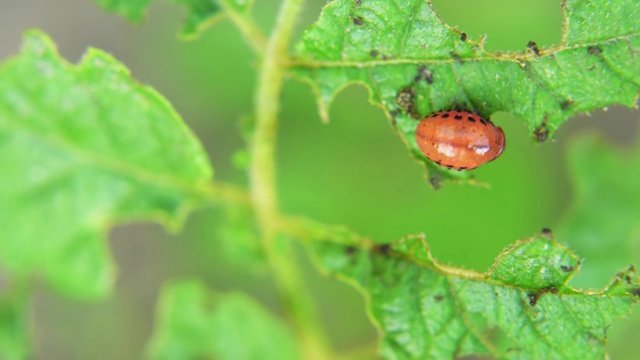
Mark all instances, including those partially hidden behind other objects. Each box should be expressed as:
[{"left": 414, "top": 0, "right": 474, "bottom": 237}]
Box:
[
  {"left": 557, "top": 135, "right": 640, "bottom": 289},
  {"left": 292, "top": 0, "right": 640, "bottom": 186},
  {"left": 0, "top": 30, "right": 212, "bottom": 298},
  {"left": 310, "top": 232, "right": 639, "bottom": 359},
  {"left": 215, "top": 205, "right": 266, "bottom": 271},
  {"left": 148, "top": 281, "right": 300, "bottom": 360},
  {"left": 0, "top": 293, "right": 29, "bottom": 360},
  {"left": 91, "top": 0, "right": 234, "bottom": 39}
]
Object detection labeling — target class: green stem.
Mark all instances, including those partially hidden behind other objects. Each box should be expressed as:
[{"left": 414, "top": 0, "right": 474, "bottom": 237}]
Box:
[
  {"left": 219, "top": 3, "right": 266, "bottom": 53},
  {"left": 250, "top": 0, "right": 330, "bottom": 358}
]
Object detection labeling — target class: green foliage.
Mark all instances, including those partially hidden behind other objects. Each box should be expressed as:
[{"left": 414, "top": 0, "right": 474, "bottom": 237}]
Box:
[
  {"left": 311, "top": 232, "right": 640, "bottom": 359},
  {"left": 0, "top": 30, "right": 212, "bottom": 298},
  {"left": 292, "top": 0, "right": 640, "bottom": 185},
  {"left": 148, "top": 280, "right": 300, "bottom": 360},
  {"left": 91, "top": 0, "right": 228, "bottom": 39},
  {"left": 558, "top": 135, "right": 640, "bottom": 289},
  {"left": 0, "top": 293, "right": 29, "bottom": 360}
]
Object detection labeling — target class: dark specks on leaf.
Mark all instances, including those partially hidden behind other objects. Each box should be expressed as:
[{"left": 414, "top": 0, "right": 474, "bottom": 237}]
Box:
[
  {"left": 377, "top": 243, "right": 392, "bottom": 255},
  {"left": 561, "top": 100, "right": 574, "bottom": 110},
  {"left": 395, "top": 87, "right": 420, "bottom": 119},
  {"left": 353, "top": 16, "right": 364, "bottom": 25},
  {"left": 414, "top": 65, "right": 433, "bottom": 84},
  {"left": 527, "top": 41, "right": 540, "bottom": 56},
  {"left": 632, "top": 288, "right": 640, "bottom": 297},
  {"left": 345, "top": 246, "right": 357, "bottom": 255},
  {"left": 450, "top": 52, "right": 462, "bottom": 64},
  {"left": 370, "top": 50, "right": 379, "bottom": 58},
  {"left": 625, "top": 275, "right": 632, "bottom": 284},
  {"left": 460, "top": 32, "right": 467, "bottom": 42},
  {"left": 560, "top": 265, "right": 574, "bottom": 273},
  {"left": 541, "top": 228, "right": 553, "bottom": 237},
  {"left": 588, "top": 46, "right": 602, "bottom": 56},
  {"left": 355, "top": 0, "right": 362, "bottom": 6},
  {"left": 534, "top": 119, "right": 549, "bottom": 143},
  {"left": 434, "top": 295, "right": 444, "bottom": 302},
  {"left": 528, "top": 287, "right": 558, "bottom": 306}
]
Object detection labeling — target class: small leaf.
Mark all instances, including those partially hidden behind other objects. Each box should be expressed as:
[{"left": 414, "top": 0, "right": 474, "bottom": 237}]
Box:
[
  {"left": 292, "top": 0, "right": 640, "bottom": 186},
  {"left": 91, "top": 0, "right": 231, "bottom": 39},
  {"left": 147, "top": 280, "right": 300, "bottom": 360},
  {"left": 558, "top": 135, "right": 640, "bottom": 289},
  {"left": 310, "top": 232, "right": 639, "bottom": 359},
  {"left": 215, "top": 205, "right": 266, "bottom": 271},
  {"left": 0, "top": 30, "right": 212, "bottom": 298}
]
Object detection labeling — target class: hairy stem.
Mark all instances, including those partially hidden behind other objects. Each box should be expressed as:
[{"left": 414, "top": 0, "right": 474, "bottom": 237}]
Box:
[
  {"left": 219, "top": 2, "right": 266, "bottom": 53},
  {"left": 250, "top": 0, "right": 330, "bottom": 358}
]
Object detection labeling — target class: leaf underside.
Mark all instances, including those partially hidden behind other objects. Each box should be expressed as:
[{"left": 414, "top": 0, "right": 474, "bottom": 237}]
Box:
[
  {"left": 310, "top": 232, "right": 639, "bottom": 359},
  {"left": 292, "top": 0, "right": 640, "bottom": 186},
  {"left": 0, "top": 31, "right": 212, "bottom": 298}
]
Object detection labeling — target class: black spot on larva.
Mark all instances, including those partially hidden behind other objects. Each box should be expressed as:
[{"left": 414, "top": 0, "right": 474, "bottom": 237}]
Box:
[
  {"left": 588, "top": 46, "right": 602, "bottom": 56},
  {"left": 446, "top": 165, "right": 453, "bottom": 169},
  {"left": 561, "top": 100, "right": 574, "bottom": 110},
  {"left": 479, "top": 119, "right": 487, "bottom": 125},
  {"left": 541, "top": 228, "right": 553, "bottom": 236},
  {"left": 441, "top": 113, "right": 450, "bottom": 118},
  {"left": 460, "top": 32, "right": 467, "bottom": 42},
  {"left": 370, "top": 50, "right": 379, "bottom": 57},
  {"left": 353, "top": 16, "right": 364, "bottom": 25},
  {"left": 560, "top": 265, "right": 574, "bottom": 273},
  {"left": 454, "top": 114, "right": 462, "bottom": 120},
  {"left": 467, "top": 116, "right": 476, "bottom": 122},
  {"left": 459, "top": 167, "right": 467, "bottom": 170},
  {"left": 434, "top": 295, "right": 444, "bottom": 302},
  {"left": 527, "top": 41, "right": 540, "bottom": 56},
  {"left": 395, "top": 87, "right": 419, "bottom": 119}
]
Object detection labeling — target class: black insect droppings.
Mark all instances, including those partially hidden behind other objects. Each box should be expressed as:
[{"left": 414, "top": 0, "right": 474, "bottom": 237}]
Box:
[
  {"left": 345, "top": 246, "right": 357, "bottom": 255},
  {"left": 434, "top": 295, "right": 444, "bottom": 302},
  {"left": 414, "top": 65, "right": 433, "bottom": 84},
  {"left": 528, "top": 287, "right": 558, "bottom": 306},
  {"left": 460, "top": 32, "right": 467, "bottom": 42},
  {"left": 353, "top": 16, "right": 364, "bottom": 25},
  {"left": 541, "top": 228, "right": 553, "bottom": 236},
  {"left": 450, "top": 52, "right": 462, "bottom": 64},
  {"left": 429, "top": 173, "right": 442, "bottom": 189},
  {"left": 377, "top": 243, "right": 392, "bottom": 255},
  {"left": 588, "top": 46, "right": 602, "bottom": 56},
  {"left": 625, "top": 275, "right": 632, "bottom": 284},
  {"left": 534, "top": 121, "right": 549, "bottom": 143},
  {"left": 560, "top": 265, "right": 574, "bottom": 273},
  {"left": 561, "top": 100, "right": 574, "bottom": 110},
  {"left": 632, "top": 288, "right": 640, "bottom": 297},
  {"left": 370, "top": 50, "right": 379, "bottom": 58},
  {"left": 527, "top": 41, "right": 540, "bottom": 56},
  {"left": 395, "top": 87, "right": 420, "bottom": 119}
]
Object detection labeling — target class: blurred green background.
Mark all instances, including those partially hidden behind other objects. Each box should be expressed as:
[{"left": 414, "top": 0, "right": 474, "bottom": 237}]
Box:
[{"left": 1, "top": 0, "right": 638, "bottom": 358}]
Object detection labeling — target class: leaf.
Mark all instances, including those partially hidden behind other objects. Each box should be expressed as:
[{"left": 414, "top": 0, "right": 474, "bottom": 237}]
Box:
[
  {"left": 309, "top": 231, "right": 640, "bottom": 359},
  {"left": 147, "top": 280, "right": 300, "bottom": 360},
  {"left": 557, "top": 135, "right": 640, "bottom": 289},
  {"left": 0, "top": 30, "right": 212, "bottom": 298},
  {"left": 0, "top": 293, "right": 29, "bottom": 360},
  {"left": 214, "top": 205, "right": 266, "bottom": 271},
  {"left": 91, "top": 0, "right": 248, "bottom": 39},
  {"left": 291, "top": 0, "right": 640, "bottom": 186}
]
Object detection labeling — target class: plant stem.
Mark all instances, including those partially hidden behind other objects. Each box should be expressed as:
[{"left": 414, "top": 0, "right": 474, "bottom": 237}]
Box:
[
  {"left": 250, "top": 0, "right": 330, "bottom": 358},
  {"left": 219, "top": 4, "right": 266, "bottom": 53}
]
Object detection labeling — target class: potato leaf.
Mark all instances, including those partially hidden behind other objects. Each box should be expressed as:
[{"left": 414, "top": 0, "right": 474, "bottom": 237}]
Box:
[
  {"left": 292, "top": 0, "right": 640, "bottom": 185},
  {"left": 0, "top": 31, "right": 212, "bottom": 298}
]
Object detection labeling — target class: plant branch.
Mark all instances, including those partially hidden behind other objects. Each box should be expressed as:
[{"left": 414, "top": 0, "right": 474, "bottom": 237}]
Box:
[
  {"left": 250, "top": 0, "right": 330, "bottom": 357},
  {"left": 219, "top": 3, "right": 266, "bottom": 53}
]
